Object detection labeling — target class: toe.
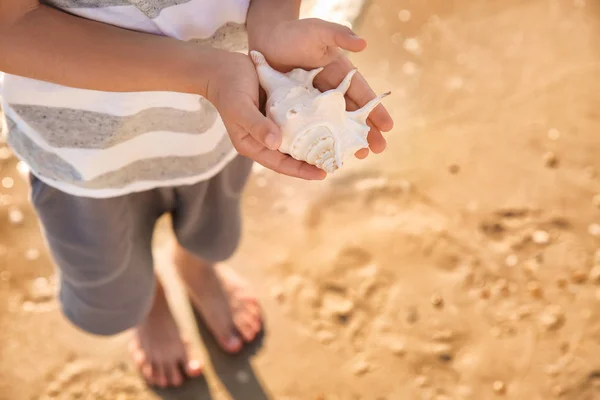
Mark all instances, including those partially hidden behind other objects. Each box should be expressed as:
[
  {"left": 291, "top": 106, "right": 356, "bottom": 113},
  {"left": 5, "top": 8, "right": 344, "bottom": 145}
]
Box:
[
  {"left": 246, "top": 302, "right": 262, "bottom": 320},
  {"left": 153, "top": 363, "right": 168, "bottom": 388},
  {"left": 237, "top": 313, "right": 261, "bottom": 341},
  {"left": 236, "top": 318, "right": 257, "bottom": 342},
  {"left": 186, "top": 359, "right": 204, "bottom": 377},
  {"left": 141, "top": 362, "right": 154, "bottom": 384},
  {"left": 218, "top": 331, "right": 243, "bottom": 353},
  {"left": 166, "top": 364, "right": 184, "bottom": 387}
]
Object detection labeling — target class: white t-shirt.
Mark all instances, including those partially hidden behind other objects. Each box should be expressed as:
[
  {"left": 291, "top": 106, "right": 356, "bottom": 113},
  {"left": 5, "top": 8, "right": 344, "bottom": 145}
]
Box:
[{"left": 0, "top": 0, "right": 250, "bottom": 198}]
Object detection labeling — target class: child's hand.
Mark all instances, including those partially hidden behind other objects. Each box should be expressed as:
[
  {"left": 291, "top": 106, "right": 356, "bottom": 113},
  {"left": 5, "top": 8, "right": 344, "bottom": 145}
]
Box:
[
  {"left": 249, "top": 18, "right": 394, "bottom": 159},
  {"left": 206, "top": 50, "right": 326, "bottom": 180}
]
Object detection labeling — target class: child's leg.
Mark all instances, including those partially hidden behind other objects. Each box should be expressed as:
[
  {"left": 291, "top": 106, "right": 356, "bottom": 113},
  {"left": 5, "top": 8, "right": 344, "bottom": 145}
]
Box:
[
  {"left": 29, "top": 174, "right": 201, "bottom": 387},
  {"left": 170, "top": 155, "right": 263, "bottom": 352}
]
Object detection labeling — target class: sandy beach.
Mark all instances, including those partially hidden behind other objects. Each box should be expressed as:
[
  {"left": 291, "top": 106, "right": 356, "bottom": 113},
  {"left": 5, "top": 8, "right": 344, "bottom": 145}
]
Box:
[{"left": 1, "top": 0, "right": 600, "bottom": 399}]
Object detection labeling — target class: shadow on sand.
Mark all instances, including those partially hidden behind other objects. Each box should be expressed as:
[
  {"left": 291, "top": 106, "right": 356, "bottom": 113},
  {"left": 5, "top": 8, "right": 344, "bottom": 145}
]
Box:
[{"left": 150, "top": 309, "right": 270, "bottom": 400}]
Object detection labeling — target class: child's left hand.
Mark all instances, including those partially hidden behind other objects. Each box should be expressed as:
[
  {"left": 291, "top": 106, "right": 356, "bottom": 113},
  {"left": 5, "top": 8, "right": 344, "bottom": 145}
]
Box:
[{"left": 248, "top": 18, "right": 394, "bottom": 159}]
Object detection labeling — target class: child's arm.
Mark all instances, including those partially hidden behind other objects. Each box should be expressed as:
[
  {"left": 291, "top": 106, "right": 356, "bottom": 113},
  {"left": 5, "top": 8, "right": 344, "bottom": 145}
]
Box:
[
  {"left": 0, "top": 0, "right": 222, "bottom": 96},
  {"left": 0, "top": 0, "right": 326, "bottom": 181}
]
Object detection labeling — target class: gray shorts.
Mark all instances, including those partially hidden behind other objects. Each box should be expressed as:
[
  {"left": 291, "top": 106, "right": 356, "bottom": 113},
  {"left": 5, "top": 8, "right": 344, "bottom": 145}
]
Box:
[{"left": 29, "top": 155, "right": 253, "bottom": 336}]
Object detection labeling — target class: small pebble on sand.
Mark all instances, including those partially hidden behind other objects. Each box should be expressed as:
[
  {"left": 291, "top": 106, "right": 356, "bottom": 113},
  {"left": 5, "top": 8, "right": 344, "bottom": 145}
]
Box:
[
  {"left": 547, "top": 128, "right": 560, "bottom": 140},
  {"left": 1, "top": 177, "right": 14, "bottom": 189},
  {"left": 403, "top": 38, "right": 422, "bottom": 55},
  {"left": 593, "top": 194, "right": 600, "bottom": 209},
  {"left": 398, "top": 9, "right": 411, "bottom": 22},
  {"left": 431, "top": 294, "right": 444, "bottom": 308},
  {"left": 571, "top": 269, "right": 588, "bottom": 284},
  {"left": 352, "top": 360, "right": 370, "bottom": 376},
  {"left": 322, "top": 292, "right": 354, "bottom": 318},
  {"left": 543, "top": 152, "right": 559, "bottom": 168},
  {"left": 8, "top": 207, "right": 24, "bottom": 225},
  {"left": 505, "top": 254, "right": 518, "bottom": 267},
  {"left": 588, "top": 223, "right": 600, "bottom": 237},
  {"left": 16, "top": 161, "right": 29, "bottom": 178},
  {"left": 432, "top": 329, "right": 454, "bottom": 341},
  {"left": 25, "top": 248, "right": 40, "bottom": 261},
  {"left": 551, "top": 384, "right": 565, "bottom": 396},
  {"left": 387, "top": 338, "right": 406, "bottom": 356},
  {"left": 532, "top": 230, "right": 550, "bottom": 245},
  {"left": 492, "top": 380, "right": 506, "bottom": 395},
  {"left": 415, "top": 375, "right": 428, "bottom": 387},
  {"left": 0, "top": 147, "right": 12, "bottom": 160},
  {"left": 316, "top": 330, "right": 336, "bottom": 345},
  {"left": 545, "top": 364, "right": 561, "bottom": 376},
  {"left": 539, "top": 305, "right": 565, "bottom": 331}
]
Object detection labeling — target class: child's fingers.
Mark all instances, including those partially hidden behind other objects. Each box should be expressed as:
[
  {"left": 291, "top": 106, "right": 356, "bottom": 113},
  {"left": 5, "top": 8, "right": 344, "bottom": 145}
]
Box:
[
  {"left": 235, "top": 94, "right": 282, "bottom": 150},
  {"left": 237, "top": 134, "right": 326, "bottom": 180},
  {"left": 312, "top": 19, "right": 367, "bottom": 53},
  {"left": 347, "top": 70, "right": 395, "bottom": 133},
  {"left": 315, "top": 56, "right": 394, "bottom": 134},
  {"left": 346, "top": 96, "right": 387, "bottom": 154},
  {"left": 355, "top": 148, "right": 370, "bottom": 159}
]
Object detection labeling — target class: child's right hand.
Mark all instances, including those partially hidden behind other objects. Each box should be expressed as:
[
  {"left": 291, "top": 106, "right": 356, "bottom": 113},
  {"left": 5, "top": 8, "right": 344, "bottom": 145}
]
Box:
[{"left": 206, "top": 50, "right": 326, "bottom": 181}]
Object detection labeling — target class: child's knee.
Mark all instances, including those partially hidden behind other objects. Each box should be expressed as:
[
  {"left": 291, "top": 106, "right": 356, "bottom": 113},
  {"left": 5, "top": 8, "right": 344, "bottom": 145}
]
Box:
[{"left": 58, "top": 277, "right": 155, "bottom": 336}]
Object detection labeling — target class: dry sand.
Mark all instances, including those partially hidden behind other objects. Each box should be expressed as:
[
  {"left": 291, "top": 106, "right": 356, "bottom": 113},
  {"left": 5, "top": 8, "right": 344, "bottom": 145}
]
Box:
[{"left": 2, "top": 0, "right": 600, "bottom": 399}]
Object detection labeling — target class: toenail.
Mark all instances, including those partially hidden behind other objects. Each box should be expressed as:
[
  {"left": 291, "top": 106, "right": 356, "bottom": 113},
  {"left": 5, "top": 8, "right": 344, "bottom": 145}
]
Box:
[
  {"left": 228, "top": 335, "right": 242, "bottom": 348},
  {"left": 189, "top": 360, "right": 202, "bottom": 370}
]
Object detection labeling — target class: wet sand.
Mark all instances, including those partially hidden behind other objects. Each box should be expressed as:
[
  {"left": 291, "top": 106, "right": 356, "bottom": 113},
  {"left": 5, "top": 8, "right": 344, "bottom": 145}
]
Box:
[{"left": 2, "top": 0, "right": 600, "bottom": 399}]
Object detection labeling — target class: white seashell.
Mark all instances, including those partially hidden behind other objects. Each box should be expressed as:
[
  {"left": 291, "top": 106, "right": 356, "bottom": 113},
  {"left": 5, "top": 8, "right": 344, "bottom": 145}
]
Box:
[{"left": 250, "top": 51, "right": 391, "bottom": 173}]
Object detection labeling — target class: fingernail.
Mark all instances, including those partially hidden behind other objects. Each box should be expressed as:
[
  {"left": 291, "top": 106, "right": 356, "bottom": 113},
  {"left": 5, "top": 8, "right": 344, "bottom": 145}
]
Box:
[
  {"left": 265, "top": 133, "right": 279, "bottom": 150},
  {"left": 351, "top": 33, "right": 363, "bottom": 40}
]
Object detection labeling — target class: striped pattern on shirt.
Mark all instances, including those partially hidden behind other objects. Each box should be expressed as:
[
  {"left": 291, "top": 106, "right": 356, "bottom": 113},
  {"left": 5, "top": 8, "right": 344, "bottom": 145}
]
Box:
[{"left": 0, "top": 0, "right": 250, "bottom": 198}]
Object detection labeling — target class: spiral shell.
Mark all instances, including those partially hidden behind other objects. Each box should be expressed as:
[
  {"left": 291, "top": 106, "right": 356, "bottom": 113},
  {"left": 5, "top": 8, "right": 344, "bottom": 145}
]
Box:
[{"left": 251, "top": 51, "right": 391, "bottom": 173}]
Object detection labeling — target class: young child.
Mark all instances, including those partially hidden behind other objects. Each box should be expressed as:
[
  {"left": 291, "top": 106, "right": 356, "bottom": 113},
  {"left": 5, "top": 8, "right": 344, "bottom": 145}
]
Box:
[{"left": 0, "top": 0, "right": 393, "bottom": 388}]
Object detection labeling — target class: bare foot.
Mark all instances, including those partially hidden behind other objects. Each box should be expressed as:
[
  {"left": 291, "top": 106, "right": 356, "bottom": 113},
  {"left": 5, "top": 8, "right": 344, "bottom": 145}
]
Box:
[
  {"left": 173, "top": 243, "right": 263, "bottom": 354},
  {"left": 129, "top": 279, "right": 203, "bottom": 388}
]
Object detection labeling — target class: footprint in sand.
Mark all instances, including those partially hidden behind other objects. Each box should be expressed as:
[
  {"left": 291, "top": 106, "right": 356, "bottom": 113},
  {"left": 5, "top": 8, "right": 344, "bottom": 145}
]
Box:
[
  {"left": 273, "top": 244, "right": 393, "bottom": 351},
  {"left": 42, "top": 359, "right": 149, "bottom": 400}
]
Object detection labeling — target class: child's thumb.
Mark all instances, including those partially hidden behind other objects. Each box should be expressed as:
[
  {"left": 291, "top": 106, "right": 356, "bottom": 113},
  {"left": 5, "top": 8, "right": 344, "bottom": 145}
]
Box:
[
  {"left": 238, "top": 98, "right": 282, "bottom": 150},
  {"left": 314, "top": 19, "right": 367, "bottom": 53}
]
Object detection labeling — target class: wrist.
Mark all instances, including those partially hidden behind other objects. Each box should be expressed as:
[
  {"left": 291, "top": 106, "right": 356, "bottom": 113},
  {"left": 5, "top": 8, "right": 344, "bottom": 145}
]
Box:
[{"left": 181, "top": 45, "right": 226, "bottom": 99}]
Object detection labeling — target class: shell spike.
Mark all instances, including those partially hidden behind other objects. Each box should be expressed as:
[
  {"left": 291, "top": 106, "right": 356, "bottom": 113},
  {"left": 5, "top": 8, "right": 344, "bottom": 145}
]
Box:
[
  {"left": 348, "top": 91, "right": 391, "bottom": 123},
  {"left": 250, "top": 50, "right": 292, "bottom": 95},
  {"left": 307, "top": 67, "right": 324, "bottom": 84},
  {"left": 335, "top": 69, "right": 358, "bottom": 95},
  {"left": 250, "top": 50, "right": 267, "bottom": 66}
]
